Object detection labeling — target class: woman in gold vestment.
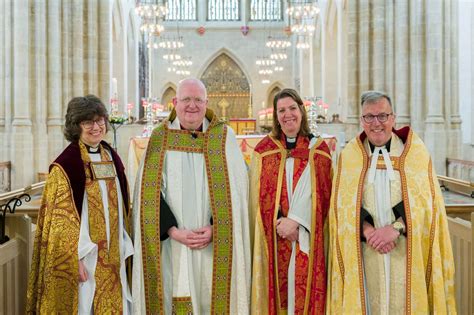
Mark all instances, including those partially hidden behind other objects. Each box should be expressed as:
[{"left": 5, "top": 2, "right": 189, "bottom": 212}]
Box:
[
  {"left": 250, "top": 89, "right": 332, "bottom": 314},
  {"left": 27, "top": 95, "right": 133, "bottom": 314}
]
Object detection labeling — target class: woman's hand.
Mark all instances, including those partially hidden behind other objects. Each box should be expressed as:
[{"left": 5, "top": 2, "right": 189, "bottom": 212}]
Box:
[
  {"left": 366, "top": 225, "right": 399, "bottom": 254},
  {"left": 276, "top": 218, "right": 299, "bottom": 242}
]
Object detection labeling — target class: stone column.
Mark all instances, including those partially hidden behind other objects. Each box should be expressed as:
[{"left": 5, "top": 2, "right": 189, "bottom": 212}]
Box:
[
  {"left": 11, "top": 0, "right": 34, "bottom": 188},
  {"left": 372, "top": 0, "right": 385, "bottom": 90},
  {"left": 33, "top": 0, "right": 49, "bottom": 175},
  {"left": 87, "top": 0, "right": 99, "bottom": 94},
  {"left": 335, "top": 0, "right": 343, "bottom": 119},
  {"left": 424, "top": 0, "right": 447, "bottom": 175},
  {"left": 409, "top": 0, "right": 424, "bottom": 135},
  {"left": 62, "top": 2, "right": 72, "bottom": 103},
  {"left": 319, "top": 0, "right": 326, "bottom": 100},
  {"left": 394, "top": 0, "right": 410, "bottom": 126},
  {"left": 72, "top": 0, "right": 84, "bottom": 96},
  {"left": 47, "top": 0, "right": 65, "bottom": 162},
  {"left": 384, "top": 1, "right": 394, "bottom": 95},
  {"left": 98, "top": 0, "right": 111, "bottom": 102},
  {"left": 447, "top": 0, "right": 462, "bottom": 159},
  {"left": 345, "top": 0, "right": 361, "bottom": 139}
]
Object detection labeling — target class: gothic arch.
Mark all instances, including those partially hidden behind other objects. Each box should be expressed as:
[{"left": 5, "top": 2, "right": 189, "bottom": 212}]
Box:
[
  {"left": 267, "top": 83, "right": 283, "bottom": 108},
  {"left": 161, "top": 84, "right": 177, "bottom": 111},
  {"left": 200, "top": 52, "right": 251, "bottom": 119}
]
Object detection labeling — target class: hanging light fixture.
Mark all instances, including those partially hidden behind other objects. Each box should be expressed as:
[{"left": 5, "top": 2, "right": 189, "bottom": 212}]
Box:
[
  {"left": 266, "top": 35, "right": 291, "bottom": 49},
  {"left": 286, "top": 0, "right": 320, "bottom": 36},
  {"left": 158, "top": 36, "right": 185, "bottom": 49},
  {"left": 136, "top": 1, "right": 168, "bottom": 35}
]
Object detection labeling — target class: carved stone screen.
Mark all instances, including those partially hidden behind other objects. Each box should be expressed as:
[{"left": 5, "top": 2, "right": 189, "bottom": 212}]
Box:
[{"left": 201, "top": 53, "right": 250, "bottom": 120}]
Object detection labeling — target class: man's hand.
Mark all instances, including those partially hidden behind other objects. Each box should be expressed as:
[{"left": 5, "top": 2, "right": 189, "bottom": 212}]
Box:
[
  {"left": 276, "top": 218, "right": 299, "bottom": 242},
  {"left": 366, "top": 225, "right": 399, "bottom": 254},
  {"left": 168, "top": 225, "right": 213, "bottom": 249},
  {"left": 78, "top": 260, "right": 88, "bottom": 282}
]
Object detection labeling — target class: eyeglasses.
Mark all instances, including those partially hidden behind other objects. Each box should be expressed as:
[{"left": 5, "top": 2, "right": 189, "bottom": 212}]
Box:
[
  {"left": 81, "top": 118, "right": 106, "bottom": 129},
  {"left": 361, "top": 113, "right": 393, "bottom": 124},
  {"left": 179, "top": 97, "right": 206, "bottom": 105}
]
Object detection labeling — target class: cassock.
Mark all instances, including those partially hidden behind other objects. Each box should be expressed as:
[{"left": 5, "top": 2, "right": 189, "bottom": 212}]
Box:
[
  {"left": 27, "top": 141, "right": 134, "bottom": 314},
  {"left": 132, "top": 109, "right": 251, "bottom": 314},
  {"left": 250, "top": 134, "right": 332, "bottom": 314},
  {"left": 327, "top": 126, "right": 456, "bottom": 314}
]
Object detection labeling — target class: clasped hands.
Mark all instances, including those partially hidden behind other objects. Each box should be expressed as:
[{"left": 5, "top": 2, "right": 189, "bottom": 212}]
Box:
[
  {"left": 168, "top": 225, "right": 213, "bottom": 249},
  {"left": 363, "top": 222, "right": 400, "bottom": 254},
  {"left": 276, "top": 217, "right": 299, "bottom": 242}
]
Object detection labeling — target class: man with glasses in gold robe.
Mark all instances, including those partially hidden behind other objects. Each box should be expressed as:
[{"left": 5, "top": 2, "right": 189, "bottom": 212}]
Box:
[
  {"left": 132, "top": 78, "right": 251, "bottom": 314},
  {"left": 327, "top": 91, "right": 456, "bottom": 314}
]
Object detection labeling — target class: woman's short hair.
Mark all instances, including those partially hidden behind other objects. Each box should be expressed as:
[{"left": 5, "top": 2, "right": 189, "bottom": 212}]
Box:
[
  {"left": 63, "top": 95, "right": 109, "bottom": 142},
  {"left": 271, "top": 88, "right": 311, "bottom": 138}
]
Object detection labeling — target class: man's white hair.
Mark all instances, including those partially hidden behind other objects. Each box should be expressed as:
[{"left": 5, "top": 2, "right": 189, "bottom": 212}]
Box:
[{"left": 176, "top": 77, "right": 207, "bottom": 99}]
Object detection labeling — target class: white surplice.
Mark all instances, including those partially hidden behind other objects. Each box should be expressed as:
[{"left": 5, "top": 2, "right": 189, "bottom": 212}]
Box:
[{"left": 283, "top": 137, "right": 317, "bottom": 315}]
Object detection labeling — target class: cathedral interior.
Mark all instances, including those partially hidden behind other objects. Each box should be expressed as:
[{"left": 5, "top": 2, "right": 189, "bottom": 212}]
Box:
[{"left": 0, "top": 0, "right": 473, "bottom": 313}]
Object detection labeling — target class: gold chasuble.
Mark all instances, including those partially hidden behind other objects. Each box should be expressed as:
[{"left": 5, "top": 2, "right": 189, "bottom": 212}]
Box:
[
  {"left": 250, "top": 135, "right": 332, "bottom": 314},
  {"left": 327, "top": 127, "right": 456, "bottom": 314},
  {"left": 139, "top": 109, "right": 237, "bottom": 314},
  {"left": 27, "top": 141, "right": 130, "bottom": 314}
]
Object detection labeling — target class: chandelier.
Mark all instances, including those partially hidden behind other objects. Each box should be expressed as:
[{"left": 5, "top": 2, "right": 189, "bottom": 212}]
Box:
[
  {"left": 136, "top": 1, "right": 168, "bottom": 35},
  {"left": 256, "top": 57, "right": 276, "bottom": 66},
  {"left": 173, "top": 57, "right": 193, "bottom": 67},
  {"left": 266, "top": 36, "right": 291, "bottom": 49},
  {"left": 163, "top": 51, "right": 182, "bottom": 61},
  {"left": 158, "top": 36, "right": 185, "bottom": 49},
  {"left": 270, "top": 51, "right": 288, "bottom": 60},
  {"left": 287, "top": 1, "right": 319, "bottom": 40}
]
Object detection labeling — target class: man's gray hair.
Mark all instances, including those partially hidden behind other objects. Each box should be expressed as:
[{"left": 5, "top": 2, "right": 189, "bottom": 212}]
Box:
[{"left": 360, "top": 90, "right": 392, "bottom": 108}]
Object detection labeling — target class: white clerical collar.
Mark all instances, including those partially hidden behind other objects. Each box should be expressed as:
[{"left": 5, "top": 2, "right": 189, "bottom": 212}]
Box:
[{"left": 367, "top": 142, "right": 395, "bottom": 183}]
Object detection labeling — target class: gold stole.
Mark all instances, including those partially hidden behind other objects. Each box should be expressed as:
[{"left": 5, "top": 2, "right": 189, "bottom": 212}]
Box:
[{"left": 79, "top": 142, "right": 123, "bottom": 313}]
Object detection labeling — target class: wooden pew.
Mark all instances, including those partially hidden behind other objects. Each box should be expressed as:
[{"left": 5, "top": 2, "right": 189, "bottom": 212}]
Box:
[{"left": 447, "top": 211, "right": 473, "bottom": 314}]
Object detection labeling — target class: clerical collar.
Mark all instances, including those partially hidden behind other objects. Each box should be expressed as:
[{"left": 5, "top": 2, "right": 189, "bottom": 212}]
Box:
[
  {"left": 369, "top": 138, "right": 391, "bottom": 153},
  {"left": 85, "top": 144, "right": 100, "bottom": 154},
  {"left": 180, "top": 123, "right": 203, "bottom": 132},
  {"left": 285, "top": 135, "right": 297, "bottom": 149}
]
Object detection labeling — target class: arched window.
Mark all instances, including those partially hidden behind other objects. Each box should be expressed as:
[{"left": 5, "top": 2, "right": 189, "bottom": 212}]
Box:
[
  {"left": 166, "top": 0, "right": 197, "bottom": 21},
  {"left": 208, "top": 0, "right": 240, "bottom": 21},
  {"left": 268, "top": 86, "right": 282, "bottom": 108},
  {"left": 250, "top": 0, "right": 283, "bottom": 21}
]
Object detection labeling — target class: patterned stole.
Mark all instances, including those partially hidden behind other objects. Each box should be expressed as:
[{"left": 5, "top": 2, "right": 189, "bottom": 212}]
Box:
[
  {"left": 79, "top": 142, "right": 123, "bottom": 314},
  {"left": 141, "top": 112, "right": 233, "bottom": 314}
]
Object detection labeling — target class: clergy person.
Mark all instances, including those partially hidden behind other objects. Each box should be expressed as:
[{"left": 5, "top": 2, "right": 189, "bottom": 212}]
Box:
[
  {"left": 326, "top": 91, "right": 456, "bottom": 314},
  {"left": 27, "top": 95, "right": 134, "bottom": 314},
  {"left": 132, "top": 78, "right": 251, "bottom": 314},
  {"left": 250, "top": 88, "right": 332, "bottom": 314}
]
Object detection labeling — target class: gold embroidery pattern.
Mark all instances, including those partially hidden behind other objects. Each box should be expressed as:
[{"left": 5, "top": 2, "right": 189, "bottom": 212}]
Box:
[
  {"left": 80, "top": 143, "right": 123, "bottom": 313},
  {"left": 172, "top": 297, "right": 193, "bottom": 315}
]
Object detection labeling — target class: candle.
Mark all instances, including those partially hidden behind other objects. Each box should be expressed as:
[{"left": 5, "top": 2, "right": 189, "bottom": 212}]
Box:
[{"left": 112, "top": 78, "right": 118, "bottom": 96}]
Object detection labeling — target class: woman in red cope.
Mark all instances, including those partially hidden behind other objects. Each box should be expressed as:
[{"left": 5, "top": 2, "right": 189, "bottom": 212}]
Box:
[{"left": 250, "top": 88, "right": 332, "bottom": 314}]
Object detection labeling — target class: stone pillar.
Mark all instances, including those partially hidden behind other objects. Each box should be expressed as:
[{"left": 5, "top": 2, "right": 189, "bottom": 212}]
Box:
[
  {"left": 372, "top": 0, "right": 385, "bottom": 90},
  {"left": 447, "top": 0, "right": 462, "bottom": 159},
  {"left": 319, "top": 1, "right": 326, "bottom": 100},
  {"left": 33, "top": 0, "right": 49, "bottom": 176},
  {"left": 11, "top": 0, "right": 34, "bottom": 188},
  {"left": 47, "top": 0, "right": 65, "bottom": 162},
  {"left": 62, "top": 2, "right": 72, "bottom": 103},
  {"left": 345, "top": 0, "right": 361, "bottom": 139},
  {"left": 335, "top": 0, "right": 344, "bottom": 120},
  {"left": 424, "top": 0, "right": 447, "bottom": 175},
  {"left": 72, "top": 0, "right": 84, "bottom": 96},
  {"left": 409, "top": 0, "right": 424, "bottom": 135},
  {"left": 87, "top": 0, "right": 99, "bottom": 94},
  {"left": 98, "top": 0, "right": 111, "bottom": 102},
  {"left": 394, "top": 0, "right": 410, "bottom": 126},
  {"left": 384, "top": 1, "right": 394, "bottom": 95}
]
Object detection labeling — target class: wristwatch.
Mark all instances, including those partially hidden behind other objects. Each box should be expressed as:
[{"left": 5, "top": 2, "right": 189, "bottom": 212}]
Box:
[{"left": 391, "top": 221, "right": 405, "bottom": 235}]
